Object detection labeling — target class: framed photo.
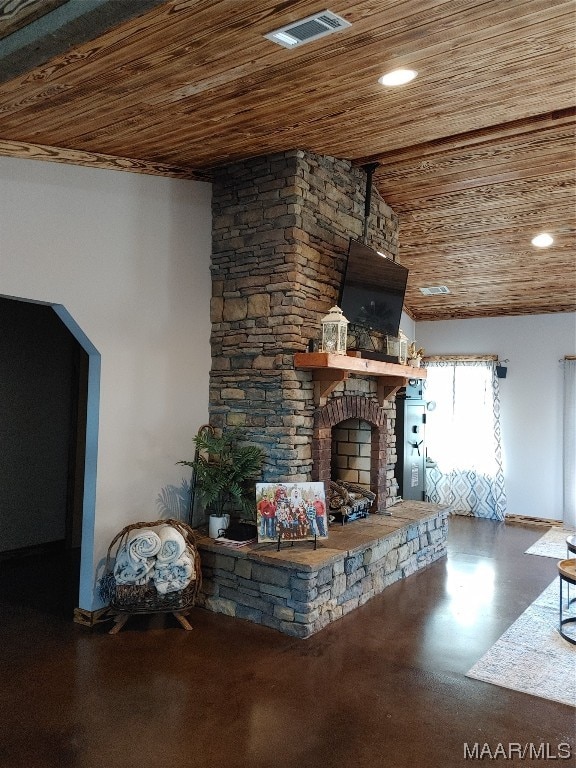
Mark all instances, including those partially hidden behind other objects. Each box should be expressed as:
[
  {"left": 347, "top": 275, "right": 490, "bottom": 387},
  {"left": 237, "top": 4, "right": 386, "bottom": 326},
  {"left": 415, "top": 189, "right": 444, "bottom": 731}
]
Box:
[{"left": 255, "top": 482, "right": 328, "bottom": 543}]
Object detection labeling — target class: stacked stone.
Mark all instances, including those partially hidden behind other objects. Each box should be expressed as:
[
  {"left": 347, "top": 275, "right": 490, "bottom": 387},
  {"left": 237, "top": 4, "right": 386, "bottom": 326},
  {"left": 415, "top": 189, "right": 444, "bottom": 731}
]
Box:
[
  {"left": 197, "top": 506, "right": 448, "bottom": 637},
  {"left": 210, "top": 149, "right": 399, "bottom": 484}
]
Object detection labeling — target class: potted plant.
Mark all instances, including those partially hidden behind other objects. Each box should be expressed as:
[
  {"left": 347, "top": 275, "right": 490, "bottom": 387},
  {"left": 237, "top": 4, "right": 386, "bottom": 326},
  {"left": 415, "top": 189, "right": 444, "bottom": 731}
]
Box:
[
  {"left": 407, "top": 342, "right": 425, "bottom": 367},
  {"left": 178, "top": 428, "right": 266, "bottom": 538}
]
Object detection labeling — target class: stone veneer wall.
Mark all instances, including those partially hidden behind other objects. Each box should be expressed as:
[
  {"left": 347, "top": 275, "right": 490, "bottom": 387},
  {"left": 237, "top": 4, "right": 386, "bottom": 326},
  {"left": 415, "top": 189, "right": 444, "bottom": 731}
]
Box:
[{"left": 210, "top": 150, "right": 400, "bottom": 496}]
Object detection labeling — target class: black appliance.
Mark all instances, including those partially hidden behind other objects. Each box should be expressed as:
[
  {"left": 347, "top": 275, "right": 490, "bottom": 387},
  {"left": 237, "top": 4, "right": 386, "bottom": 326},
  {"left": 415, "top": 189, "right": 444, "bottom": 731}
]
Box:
[
  {"left": 394, "top": 379, "right": 426, "bottom": 501},
  {"left": 339, "top": 239, "right": 409, "bottom": 357}
]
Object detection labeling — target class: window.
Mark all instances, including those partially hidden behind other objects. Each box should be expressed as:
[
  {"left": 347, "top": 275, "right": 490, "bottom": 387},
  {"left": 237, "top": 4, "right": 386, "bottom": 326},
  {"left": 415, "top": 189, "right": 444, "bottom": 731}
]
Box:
[{"left": 424, "top": 359, "right": 506, "bottom": 520}]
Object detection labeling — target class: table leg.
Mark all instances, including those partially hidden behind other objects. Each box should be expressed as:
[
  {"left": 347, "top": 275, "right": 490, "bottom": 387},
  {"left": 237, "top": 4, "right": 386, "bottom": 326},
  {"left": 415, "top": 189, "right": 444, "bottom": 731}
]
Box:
[
  {"left": 173, "top": 611, "right": 193, "bottom": 631},
  {"left": 109, "top": 613, "right": 130, "bottom": 635},
  {"left": 559, "top": 575, "right": 576, "bottom": 645}
]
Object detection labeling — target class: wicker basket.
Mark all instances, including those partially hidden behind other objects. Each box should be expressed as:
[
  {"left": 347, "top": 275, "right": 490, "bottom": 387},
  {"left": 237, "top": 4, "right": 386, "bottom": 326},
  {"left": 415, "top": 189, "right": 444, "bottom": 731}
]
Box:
[{"left": 105, "top": 518, "right": 202, "bottom": 614}]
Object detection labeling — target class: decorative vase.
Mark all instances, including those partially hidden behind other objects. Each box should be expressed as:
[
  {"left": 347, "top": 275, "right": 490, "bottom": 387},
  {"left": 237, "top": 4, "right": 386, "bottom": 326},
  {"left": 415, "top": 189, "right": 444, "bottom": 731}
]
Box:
[{"left": 208, "top": 513, "right": 230, "bottom": 539}]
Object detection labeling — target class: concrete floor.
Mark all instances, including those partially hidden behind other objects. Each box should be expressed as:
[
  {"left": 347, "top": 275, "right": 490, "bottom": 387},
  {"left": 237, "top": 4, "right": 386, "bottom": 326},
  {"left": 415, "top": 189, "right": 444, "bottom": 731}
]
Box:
[{"left": 0, "top": 516, "right": 574, "bottom": 768}]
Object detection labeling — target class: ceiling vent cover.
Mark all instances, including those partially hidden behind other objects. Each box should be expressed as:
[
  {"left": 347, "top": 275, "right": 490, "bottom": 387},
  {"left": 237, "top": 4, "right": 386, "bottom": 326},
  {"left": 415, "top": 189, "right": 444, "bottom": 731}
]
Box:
[
  {"left": 420, "top": 286, "right": 450, "bottom": 295},
  {"left": 264, "top": 11, "right": 351, "bottom": 49}
]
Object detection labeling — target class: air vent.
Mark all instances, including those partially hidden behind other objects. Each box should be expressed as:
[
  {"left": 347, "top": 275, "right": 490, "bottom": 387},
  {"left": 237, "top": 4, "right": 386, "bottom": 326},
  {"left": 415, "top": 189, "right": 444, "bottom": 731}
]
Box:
[
  {"left": 420, "top": 286, "right": 450, "bottom": 296},
  {"left": 264, "top": 11, "right": 351, "bottom": 49}
]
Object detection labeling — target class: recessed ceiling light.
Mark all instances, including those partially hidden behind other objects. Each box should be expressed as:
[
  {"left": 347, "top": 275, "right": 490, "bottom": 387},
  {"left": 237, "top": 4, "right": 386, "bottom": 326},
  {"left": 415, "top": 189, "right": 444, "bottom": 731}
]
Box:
[
  {"left": 378, "top": 68, "right": 417, "bottom": 87},
  {"left": 531, "top": 232, "right": 554, "bottom": 248}
]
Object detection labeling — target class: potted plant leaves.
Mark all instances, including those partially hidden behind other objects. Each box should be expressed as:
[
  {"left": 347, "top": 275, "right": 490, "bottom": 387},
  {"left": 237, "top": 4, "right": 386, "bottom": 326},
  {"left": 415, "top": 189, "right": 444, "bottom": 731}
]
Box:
[
  {"left": 178, "top": 427, "right": 266, "bottom": 539},
  {"left": 408, "top": 342, "right": 425, "bottom": 367}
]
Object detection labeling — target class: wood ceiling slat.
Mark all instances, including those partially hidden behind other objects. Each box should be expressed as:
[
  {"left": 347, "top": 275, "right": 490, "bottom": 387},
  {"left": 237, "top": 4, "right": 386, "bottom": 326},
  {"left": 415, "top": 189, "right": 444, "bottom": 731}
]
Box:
[
  {"left": 399, "top": 207, "right": 575, "bottom": 233},
  {"left": 2, "top": 0, "right": 326, "bottom": 92},
  {"left": 96, "top": 67, "right": 572, "bottom": 170},
  {"left": 389, "top": 168, "right": 575, "bottom": 212},
  {"left": 376, "top": 125, "right": 575, "bottom": 184},
  {"left": 0, "top": 0, "right": 571, "bottom": 155},
  {"left": 144, "top": 0, "right": 562, "bottom": 107},
  {"left": 0, "top": 0, "right": 572, "bottom": 321},
  {"left": 381, "top": 157, "right": 574, "bottom": 202},
  {"left": 360, "top": 109, "right": 576, "bottom": 167},
  {"left": 162, "top": 52, "right": 574, "bottom": 167},
  {"left": 396, "top": 188, "right": 575, "bottom": 228},
  {"left": 143, "top": 35, "right": 575, "bottom": 162},
  {"left": 400, "top": 230, "right": 575, "bottom": 251}
]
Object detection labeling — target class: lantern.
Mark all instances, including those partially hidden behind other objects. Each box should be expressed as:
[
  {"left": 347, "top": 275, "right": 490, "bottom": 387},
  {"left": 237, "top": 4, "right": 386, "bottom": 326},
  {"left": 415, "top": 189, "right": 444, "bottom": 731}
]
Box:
[
  {"left": 398, "top": 330, "right": 409, "bottom": 365},
  {"left": 320, "top": 306, "right": 349, "bottom": 355}
]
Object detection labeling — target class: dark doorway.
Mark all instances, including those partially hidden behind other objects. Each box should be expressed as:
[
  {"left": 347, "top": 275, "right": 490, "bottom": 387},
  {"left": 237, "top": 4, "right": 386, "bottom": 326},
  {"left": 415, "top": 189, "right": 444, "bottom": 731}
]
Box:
[{"left": 0, "top": 296, "right": 87, "bottom": 617}]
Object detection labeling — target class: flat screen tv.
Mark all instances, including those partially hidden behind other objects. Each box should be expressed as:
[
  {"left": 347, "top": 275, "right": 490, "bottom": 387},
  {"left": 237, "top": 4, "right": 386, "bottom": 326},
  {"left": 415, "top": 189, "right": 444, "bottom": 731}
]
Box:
[{"left": 339, "top": 239, "right": 408, "bottom": 340}]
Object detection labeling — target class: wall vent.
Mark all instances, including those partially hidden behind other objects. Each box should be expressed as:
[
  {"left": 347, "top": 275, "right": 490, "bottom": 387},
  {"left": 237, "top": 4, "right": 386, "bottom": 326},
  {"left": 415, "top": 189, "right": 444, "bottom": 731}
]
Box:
[
  {"left": 264, "top": 11, "right": 351, "bottom": 49},
  {"left": 420, "top": 286, "right": 450, "bottom": 295}
]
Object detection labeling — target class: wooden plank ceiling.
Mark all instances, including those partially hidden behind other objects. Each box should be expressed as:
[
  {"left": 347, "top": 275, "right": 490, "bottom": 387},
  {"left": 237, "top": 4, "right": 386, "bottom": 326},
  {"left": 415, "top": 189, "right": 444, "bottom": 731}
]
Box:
[{"left": 0, "top": 0, "right": 574, "bottom": 321}]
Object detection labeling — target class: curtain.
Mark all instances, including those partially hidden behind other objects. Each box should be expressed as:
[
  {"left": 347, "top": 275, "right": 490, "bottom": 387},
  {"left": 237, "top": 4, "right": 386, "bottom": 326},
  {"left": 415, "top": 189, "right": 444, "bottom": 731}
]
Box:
[
  {"left": 424, "top": 360, "right": 507, "bottom": 520},
  {"left": 564, "top": 359, "right": 576, "bottom": 528}
]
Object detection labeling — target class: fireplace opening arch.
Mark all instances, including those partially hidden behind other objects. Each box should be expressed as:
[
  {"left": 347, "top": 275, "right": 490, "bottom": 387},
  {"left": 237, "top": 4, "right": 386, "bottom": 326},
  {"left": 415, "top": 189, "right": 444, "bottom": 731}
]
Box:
[{"left": 312, "top": 395, "right": 389, "bottom": 513}]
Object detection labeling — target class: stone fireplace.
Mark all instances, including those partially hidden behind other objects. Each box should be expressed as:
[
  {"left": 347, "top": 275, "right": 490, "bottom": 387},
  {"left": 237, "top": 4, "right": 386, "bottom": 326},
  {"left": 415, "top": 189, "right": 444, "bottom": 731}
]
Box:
[
  {"left": 210, "top": 148, "right": 399, "bottom": 501},
  {"left": 196, "top": 149, "right": 448, "bottom": 636}
]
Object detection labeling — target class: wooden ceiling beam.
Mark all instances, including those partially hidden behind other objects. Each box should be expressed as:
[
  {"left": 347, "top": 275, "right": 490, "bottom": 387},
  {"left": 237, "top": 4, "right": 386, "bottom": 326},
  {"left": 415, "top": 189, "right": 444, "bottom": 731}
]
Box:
[
  {"left": 357, "top": 108, "right": 576, "bottom": 168},
  {"left": 379, "top": 159, "right": 573, "bottom": 203},
  {"left": 0, "top": 138, "right": 207, "bottom": 180}
]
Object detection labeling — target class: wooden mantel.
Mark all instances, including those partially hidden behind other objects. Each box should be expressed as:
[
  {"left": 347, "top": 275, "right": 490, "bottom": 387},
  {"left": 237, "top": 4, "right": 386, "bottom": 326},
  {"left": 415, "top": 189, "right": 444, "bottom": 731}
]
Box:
[{"left": 294, "top": 352, "right": 427, "bottom": 406}]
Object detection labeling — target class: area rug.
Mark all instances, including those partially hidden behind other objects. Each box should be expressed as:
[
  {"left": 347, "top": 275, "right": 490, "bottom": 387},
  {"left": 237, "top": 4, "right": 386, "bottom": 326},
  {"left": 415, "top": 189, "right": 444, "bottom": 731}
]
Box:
[
  {"left": 524, "top": 526, "right": 575, "bottom": 559},
  {"left": 467, "top": 580, "right": 576, "bottom": 707}
]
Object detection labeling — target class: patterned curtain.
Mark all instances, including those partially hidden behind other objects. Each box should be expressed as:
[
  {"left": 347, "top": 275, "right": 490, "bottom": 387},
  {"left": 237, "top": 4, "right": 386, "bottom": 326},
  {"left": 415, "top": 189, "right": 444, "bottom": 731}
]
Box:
[
  {"left": 424, "top": 360, "right": 507, "bottom": 520},
  {"left": 564, "top": 359, "right": 576, "bottom": 527}
]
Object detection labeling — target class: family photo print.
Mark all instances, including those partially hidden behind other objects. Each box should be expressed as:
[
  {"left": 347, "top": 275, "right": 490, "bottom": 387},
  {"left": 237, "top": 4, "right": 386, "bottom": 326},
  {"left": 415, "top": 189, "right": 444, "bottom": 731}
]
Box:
[{"left": 256, "top": 482, "right": 329, "bottom": 544}]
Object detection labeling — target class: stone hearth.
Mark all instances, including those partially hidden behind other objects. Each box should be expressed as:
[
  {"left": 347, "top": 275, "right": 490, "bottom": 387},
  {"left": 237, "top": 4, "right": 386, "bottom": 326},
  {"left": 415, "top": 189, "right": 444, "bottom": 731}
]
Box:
[{"left": 197, "top": 502, "right": 448, "bottom": 637}]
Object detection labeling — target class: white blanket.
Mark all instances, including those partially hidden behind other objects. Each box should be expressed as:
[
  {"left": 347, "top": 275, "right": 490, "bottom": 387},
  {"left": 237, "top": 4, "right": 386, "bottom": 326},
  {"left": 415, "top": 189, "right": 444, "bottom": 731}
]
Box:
[
  {"left": 152, "top": 552, "right": 195, "bottom": 595},
  {"left": 126, "top": 527, "right": 161, "bottom": 562},
  {"left": 113, "top": 546, "right": 154, "bottom": 585},
  {"left": 156, "top": 525, "right": 186, "bottom": 564}
]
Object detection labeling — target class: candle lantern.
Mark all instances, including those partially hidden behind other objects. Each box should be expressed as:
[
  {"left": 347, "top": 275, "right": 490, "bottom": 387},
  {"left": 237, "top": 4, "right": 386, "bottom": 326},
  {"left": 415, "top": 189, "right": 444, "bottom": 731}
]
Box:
[
  {"left": 320, "top": 306, "right": 349, "bottom": 355},
  {"left": 398, "top": 330, "right": 409, "bottom": 365}
]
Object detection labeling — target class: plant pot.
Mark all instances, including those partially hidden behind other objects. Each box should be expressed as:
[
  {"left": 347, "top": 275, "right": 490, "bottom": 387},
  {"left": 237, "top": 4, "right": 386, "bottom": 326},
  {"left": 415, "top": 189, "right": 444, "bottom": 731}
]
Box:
[
  {"left": 208, "top": 514, "right": 230, "bottom": 539},
  {"left": 408, "top": 358, "right": 422, "bottom": 367}
]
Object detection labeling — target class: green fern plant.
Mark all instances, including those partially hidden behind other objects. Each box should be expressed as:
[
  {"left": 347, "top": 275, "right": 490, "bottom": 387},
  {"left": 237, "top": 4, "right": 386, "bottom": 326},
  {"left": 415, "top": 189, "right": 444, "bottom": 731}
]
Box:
[{"left": 178, "top": 428, "right": 266, "bottom": 520}]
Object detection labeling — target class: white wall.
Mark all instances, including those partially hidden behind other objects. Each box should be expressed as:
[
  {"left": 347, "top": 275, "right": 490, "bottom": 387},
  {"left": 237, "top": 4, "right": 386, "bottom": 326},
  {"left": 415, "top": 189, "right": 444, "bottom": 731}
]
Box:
[
  {"left": 0, "top": 157, "right": 212, "bottom": 609},
  {"left": 416, "top": 313, "right": 576, "bottom": 522},
  {"left": 400, "top": 310, "right": 416, "bottom": 342}
]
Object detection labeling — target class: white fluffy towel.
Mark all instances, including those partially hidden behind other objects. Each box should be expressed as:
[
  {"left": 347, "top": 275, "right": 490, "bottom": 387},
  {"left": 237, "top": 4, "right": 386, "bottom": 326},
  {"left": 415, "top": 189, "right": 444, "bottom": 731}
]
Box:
[
  {"left": 113, "top": 547, "right": 154, "bottom": 585},
  {"left": 156, "top": 525, "right": 186, "bottom": 564},
  {"left": 126, "top": 527, "right": 161, "bottom": 562},
  {"left": 152, "top": 552, "right": 195, "bottom": 595}
]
